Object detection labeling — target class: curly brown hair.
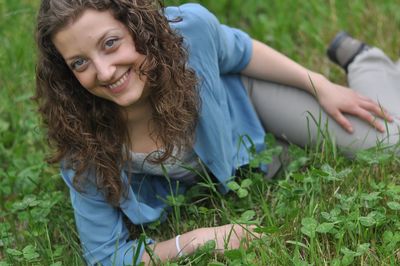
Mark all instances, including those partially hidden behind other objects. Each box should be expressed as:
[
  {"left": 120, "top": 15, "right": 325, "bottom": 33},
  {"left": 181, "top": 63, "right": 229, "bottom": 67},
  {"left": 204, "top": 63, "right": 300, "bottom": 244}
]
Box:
[{"left": 35, "top": 0, "right": 199, "bottom": 206}]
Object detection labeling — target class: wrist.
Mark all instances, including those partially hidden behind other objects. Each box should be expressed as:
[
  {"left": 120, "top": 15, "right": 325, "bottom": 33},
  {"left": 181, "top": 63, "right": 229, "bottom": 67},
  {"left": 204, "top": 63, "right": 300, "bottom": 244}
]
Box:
[
  {"left": 179, "top": 228, "right": 203, "bottom": 255},
  {"left": 303, "top": 71, "right": 328, "bottom": 96},
  {"left": 175, "top": 235, "right": 184, "bottom": 257}
]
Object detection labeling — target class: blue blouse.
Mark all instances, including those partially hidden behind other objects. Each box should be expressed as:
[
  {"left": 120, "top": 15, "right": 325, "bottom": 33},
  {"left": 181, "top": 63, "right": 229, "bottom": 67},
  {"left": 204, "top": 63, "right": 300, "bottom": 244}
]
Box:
[{"left": 61, "top": 3, "right": 266, "bottom": 265}]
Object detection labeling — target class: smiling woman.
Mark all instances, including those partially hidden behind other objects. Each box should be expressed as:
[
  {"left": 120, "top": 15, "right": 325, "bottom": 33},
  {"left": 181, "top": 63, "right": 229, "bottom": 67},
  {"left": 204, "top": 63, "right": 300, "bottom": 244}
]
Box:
[
  {"left": 35, "top": 0, "right": 199, "bottom": 203},
  {"left": 33, "top": 0, "right": 400, "bottom": 265}
]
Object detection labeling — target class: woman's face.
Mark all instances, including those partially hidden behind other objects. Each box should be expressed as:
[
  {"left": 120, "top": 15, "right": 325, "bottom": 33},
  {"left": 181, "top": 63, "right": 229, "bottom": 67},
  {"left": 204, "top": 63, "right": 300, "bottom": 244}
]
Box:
[{"left": 52, "top": 9, "right": 148, "bottom": 108}]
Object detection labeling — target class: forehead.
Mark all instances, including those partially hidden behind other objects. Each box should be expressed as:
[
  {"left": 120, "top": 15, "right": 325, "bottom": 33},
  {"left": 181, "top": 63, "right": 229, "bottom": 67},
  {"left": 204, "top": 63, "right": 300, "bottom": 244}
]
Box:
[{"left": 52, "top": 9, "right": 126, "bottom": 59}]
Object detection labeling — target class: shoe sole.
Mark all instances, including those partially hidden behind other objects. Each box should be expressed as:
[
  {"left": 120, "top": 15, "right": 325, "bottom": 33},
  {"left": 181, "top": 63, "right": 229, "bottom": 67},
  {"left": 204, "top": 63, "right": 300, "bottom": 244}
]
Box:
[
  {"left": 327, "top": 31, "right": 350, "bottom": 65},
  {"left": 327, "top": 31, "right": 367, "bottom": 71}
]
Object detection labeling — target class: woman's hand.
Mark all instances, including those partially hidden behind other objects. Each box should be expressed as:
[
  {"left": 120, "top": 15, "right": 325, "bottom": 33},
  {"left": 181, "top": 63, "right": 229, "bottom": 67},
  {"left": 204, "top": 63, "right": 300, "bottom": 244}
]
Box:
[
  {"left": 142, "top": 224, "right": 259, "bottom": 264},
  {"left": 187, "top": 224, "right": 259, "bottom": 252},
  {"left": 242, "top": 40, "right": 392, "bottom": 133},
  {"left": 310, "top": 74, "right": 393, "bottom": 133}
]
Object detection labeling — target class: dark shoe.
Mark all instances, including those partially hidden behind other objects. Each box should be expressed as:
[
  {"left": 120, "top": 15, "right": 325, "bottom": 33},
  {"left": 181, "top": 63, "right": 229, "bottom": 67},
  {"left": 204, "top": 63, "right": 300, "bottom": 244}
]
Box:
[{"left": 327, "top": 31, "right": 369, "bottom": 71}]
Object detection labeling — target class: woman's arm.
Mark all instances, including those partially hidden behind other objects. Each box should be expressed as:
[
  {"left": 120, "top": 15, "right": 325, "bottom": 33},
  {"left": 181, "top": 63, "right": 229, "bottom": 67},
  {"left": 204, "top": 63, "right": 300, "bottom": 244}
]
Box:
[
  {"left": 63, "top": 171, "right": 255, "bottom": 265},
  {"left": 142, "top": 224, "right": 256, "bottom": 265},
  {"left": 241, "top": 39, "right": 392, "bottom": 133}
]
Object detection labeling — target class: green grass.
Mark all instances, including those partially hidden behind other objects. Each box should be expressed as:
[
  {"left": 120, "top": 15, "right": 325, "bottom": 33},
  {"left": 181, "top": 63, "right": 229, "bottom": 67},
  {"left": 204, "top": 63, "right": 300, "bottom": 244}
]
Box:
[{"left": 1, "top": 0, "right": 400, "bottom": 265}]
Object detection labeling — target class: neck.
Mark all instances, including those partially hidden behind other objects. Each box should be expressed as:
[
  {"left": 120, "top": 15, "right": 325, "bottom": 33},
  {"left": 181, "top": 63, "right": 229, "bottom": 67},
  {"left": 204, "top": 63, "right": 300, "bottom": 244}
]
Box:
[
  {"left": 122, "top": 100, "right": 161, "bottom": 153},
  {"left": 122, "top": 99, "right": 153, "bottom": 127}
]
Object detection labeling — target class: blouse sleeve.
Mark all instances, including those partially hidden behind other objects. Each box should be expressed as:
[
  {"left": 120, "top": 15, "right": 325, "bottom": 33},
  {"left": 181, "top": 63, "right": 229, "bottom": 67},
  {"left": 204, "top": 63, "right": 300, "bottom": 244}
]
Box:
[
  {"left": 215, "top": 24, "right": 253, "bottom": 74},
  {"left": 169, "top": 3, "right": 253, "bottom": 74},
  {"left": 60, "top": 166, "right": 152, "bottom": 266}
]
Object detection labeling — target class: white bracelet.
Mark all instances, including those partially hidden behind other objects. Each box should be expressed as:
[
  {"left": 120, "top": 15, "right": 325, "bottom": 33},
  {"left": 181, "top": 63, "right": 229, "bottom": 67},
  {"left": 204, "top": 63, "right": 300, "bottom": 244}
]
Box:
[{"left": 175, "top": 234, "right": 184, "bottom": 257}]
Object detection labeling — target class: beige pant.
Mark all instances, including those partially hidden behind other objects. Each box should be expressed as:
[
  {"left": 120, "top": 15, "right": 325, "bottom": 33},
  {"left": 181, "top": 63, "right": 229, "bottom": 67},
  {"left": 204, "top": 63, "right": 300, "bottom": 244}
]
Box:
[{"left": 243, "top": 48, "right": 400, "bottom": 175}]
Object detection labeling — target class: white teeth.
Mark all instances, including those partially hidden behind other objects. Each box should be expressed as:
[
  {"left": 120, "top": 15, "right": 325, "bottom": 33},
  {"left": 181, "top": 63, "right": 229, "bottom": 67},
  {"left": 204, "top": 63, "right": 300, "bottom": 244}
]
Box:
[{"left": 107, "top": 70, "right": 129, "bottom": 90}]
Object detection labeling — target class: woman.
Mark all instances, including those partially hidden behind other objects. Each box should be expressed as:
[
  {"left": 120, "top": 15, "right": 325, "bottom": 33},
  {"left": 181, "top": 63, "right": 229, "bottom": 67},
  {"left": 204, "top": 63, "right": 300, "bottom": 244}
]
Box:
[{"left": 34, "top": 0, "right": 398, "bottom": 265}]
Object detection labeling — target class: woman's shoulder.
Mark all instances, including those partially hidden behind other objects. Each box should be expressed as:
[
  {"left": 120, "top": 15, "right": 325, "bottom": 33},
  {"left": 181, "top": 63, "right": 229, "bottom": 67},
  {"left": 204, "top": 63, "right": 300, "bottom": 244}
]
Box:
[
  {"left": 165, "top": 3, "right": 215, "bottom": 18},
  {"left": 165, "top": 3, "right": 220, "bottom": 34}
]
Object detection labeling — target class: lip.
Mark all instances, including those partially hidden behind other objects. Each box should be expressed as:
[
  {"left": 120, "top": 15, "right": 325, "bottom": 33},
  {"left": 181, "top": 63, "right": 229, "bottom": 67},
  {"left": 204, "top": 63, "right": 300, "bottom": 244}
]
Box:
[{"left": 106, "top": 68, "right": 131, "bottom": 94}]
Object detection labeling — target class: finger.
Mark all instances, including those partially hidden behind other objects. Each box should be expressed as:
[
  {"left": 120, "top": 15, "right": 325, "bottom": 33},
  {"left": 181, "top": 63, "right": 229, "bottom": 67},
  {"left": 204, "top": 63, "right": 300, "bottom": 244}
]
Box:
[
  {"left": 244, "top": 225, "right": 263, "bottom": 238},
  {"left": 331, "top": 111, "right": 353, "bottom": 133},
  {"left": 357, "top": 94, "right": 375, "bottom": 102},
  {"left": 353, "top": 108, "right": 385, "bottom": 132},
  {"left": 356, "top": 94, "right": 392, "bottom": 120},
  {"left": 360, "top": 101, "right": 393, "bottom": 122},
  {"left": 235, "top": 224, "right": 263, "bottom": 240}
]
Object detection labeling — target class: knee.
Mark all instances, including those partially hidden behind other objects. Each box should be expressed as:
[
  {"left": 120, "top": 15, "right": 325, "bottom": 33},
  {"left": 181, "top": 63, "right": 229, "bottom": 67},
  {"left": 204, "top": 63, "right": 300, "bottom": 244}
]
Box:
[
  {"left": 349, "top": 47, "right": 396, "bottom": 74},
  {"left": 337, "top": 122, "right": 400, "bottom": 157}
]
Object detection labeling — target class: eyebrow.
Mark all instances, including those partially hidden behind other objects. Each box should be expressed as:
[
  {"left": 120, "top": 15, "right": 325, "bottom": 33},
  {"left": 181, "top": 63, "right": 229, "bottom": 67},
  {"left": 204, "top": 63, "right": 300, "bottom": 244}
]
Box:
[{"left": 64, "top": 28, "right": 121, "bottom": 61}]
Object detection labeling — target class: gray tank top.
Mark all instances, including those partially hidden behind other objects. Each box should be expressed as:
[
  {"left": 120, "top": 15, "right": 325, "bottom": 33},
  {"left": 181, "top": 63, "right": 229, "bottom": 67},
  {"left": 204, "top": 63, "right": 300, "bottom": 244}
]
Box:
[{"left": 128, "top": 148, "right": 203, "bottom": 184}]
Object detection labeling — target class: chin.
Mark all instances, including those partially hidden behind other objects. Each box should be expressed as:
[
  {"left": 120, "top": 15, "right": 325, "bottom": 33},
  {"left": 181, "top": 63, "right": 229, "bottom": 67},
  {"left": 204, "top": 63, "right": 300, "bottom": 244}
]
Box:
[
  {"left": 115, "top": 97, "right": 140, "bottom": 107},
  {"left": 115, "top": 100, "right": 134, "bottom": 107}
]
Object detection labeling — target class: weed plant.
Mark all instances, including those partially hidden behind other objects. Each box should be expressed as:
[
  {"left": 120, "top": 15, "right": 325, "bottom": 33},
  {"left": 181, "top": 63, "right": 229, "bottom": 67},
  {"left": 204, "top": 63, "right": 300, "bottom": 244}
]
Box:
[{"left": 1, "top": 0, "right": 400, "bottom": 265}]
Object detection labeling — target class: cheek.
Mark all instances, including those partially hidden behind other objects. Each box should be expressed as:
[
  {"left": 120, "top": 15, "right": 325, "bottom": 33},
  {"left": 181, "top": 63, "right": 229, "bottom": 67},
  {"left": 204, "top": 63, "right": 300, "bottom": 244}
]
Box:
[
  {"left": 121, "top": 41, "right": 146, "bottom": 65},
  {"left": 74, "top": 72, "right": 94, "bottom": 91}
]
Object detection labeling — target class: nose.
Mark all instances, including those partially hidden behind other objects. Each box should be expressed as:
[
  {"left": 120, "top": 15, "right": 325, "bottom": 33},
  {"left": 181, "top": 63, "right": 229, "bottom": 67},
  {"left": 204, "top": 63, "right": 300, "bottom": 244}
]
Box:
[{"left": 93, "top": 57, "right": 116, "bottom": 83}]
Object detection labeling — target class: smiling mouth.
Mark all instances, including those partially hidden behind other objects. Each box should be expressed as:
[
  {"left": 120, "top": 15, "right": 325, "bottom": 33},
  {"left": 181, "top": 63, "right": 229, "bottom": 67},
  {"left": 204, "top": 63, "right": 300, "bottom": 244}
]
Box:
[{"left": 107, "top": 69, "right": 130, "bottom": 90}]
